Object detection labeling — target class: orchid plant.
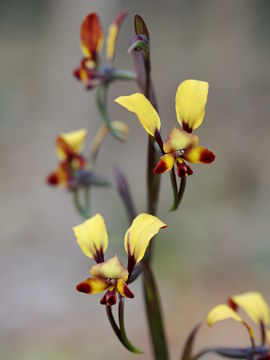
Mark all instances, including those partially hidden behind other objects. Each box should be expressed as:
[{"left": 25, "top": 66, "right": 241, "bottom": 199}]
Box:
[{"left": 46, "top": 8, "right": 269, "bottom": 360}]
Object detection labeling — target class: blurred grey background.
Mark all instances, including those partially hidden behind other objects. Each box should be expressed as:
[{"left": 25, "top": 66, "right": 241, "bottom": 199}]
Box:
[{"left": 1, "top": 0, "right": 270, "bottom": 359}]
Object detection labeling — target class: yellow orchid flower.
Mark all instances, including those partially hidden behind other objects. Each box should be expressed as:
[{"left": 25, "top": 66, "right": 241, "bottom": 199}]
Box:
[
  {"left": 47, "top": 129, "right": 87, "bottom": 188},
  {"left": 115, "top": 79, "right": 215, "bottom": 178},
  {"left": 74, "top": 11, "right": 127, "bottom": 89},
  {"left": 206, "top": 292, "right": 270, "bottom": 346},
  {"left": 74, "top": 213, "right": 166, "bottom": 305}
]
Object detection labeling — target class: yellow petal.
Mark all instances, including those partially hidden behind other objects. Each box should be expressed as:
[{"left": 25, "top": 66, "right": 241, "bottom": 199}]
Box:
[
  {"left": 153, "top": 154, "right": 175, "bottom": 174},
  {"left": 163, "top": 127, "right": 199, "bottom": 154},
  {"left": 184, "top": 146, "right": 215, "bottom": 164},
  {"left": 90, "top": 256, "right": 128, "bottom": 281},
  {"left": 231, "top": 292, "right": 270, "bottom": 325},
  {"left": 106, "top": 23, "right": 118, "bottom": 61},
  {"left": 76, "top": 277, "right": 109, "bottom": 294},
  {"left": 73, "top": 213, "right": 108, "bottom": 261},
  {"left": 175, "top": 79, "right": 209, "bottom": 132},
  {"left": 106, "top": 11, "right": 127, "bottom": 61},
  {"left": 124, "top": 213, "right": 167, "bottom": 263},
  {"left": 206, "top": 304, "right": 243, "bottom": 327},
  {"left": 56, "top": 129, "right": 87, "bottom": 160},
  {"left": 115, "top": 93, "right": 161, "bottom": 137}
]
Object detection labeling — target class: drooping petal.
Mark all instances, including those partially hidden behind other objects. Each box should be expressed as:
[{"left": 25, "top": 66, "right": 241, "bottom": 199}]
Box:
[
  {"left": 76, "top": 277, "right": 109, "bottom": 294},
  {"left": 176, "top": 159, "right": 193, "bottom": 178},
  {"left": 116, "top": 279, "right": 134, "bottom": 299},
  {"left": 163, "top": 127, "right": 199, "bottom": 154},
  {"left": 56, "top": 129, "right": 87, "bottom": 160},
  {"left": 175, "top": 79, "right": 209, "bottom": 132},
  {"left": 90, "top": 256, "right": 129, "bottom": 281},
  {"left": 73, "top": 213, "right": 108, "bottom": 262},
  {"left": 80, "top": 13, "right": 103, "bottom": 59},
  {"left": 153, "top": 154, "right": 174, "bottom": 174},
  {"left": 114, "top": 93, "right": 161, "bottom": 137},
  {"left": 124, "top": 213, "right": 167, "bottom": 264},
  {"left": 206, "top": 304, "right": 243, "bottom": 327},
  {"left": 231, "top": 292, "right": 270, "bottom": 325},
  {"left": 106, "top": 10, "right": 127, "bottom": 61},
  {"left": 184, "top": 146, "right": 215, "bottom": 164}
]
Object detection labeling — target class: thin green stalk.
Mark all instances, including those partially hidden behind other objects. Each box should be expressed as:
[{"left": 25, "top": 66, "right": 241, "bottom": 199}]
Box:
[{"left": 73, "top": 189, "right": 88, "bottom": 220}]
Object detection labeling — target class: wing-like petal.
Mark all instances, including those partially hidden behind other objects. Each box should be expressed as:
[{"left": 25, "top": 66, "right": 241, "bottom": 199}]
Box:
[
  {"left": 76, "top": 277, "right": 109, "bottom": 294},
  {"left": 154, "top": 154, "right": 174, "bottom": 174},
  {"left": 73, "top": 213, "right": 108, "bottom": 261},
  {"left": 124, "top": 213, "right": 167, "bottom": 264},
  {"left": 175, "top": 79, "right": 209, "bottom": 132},
  {"left": 184, "top": 146, "right": 215, "bottom": 164},
  {"left": 90, "top": 256, "right": 128, "bottom": 281},
  {"left": 231, "top": 292, "right": 270, "bottom": 325},
  {"left": 115, "top": 93, "right": 161, "bottom": 137}
]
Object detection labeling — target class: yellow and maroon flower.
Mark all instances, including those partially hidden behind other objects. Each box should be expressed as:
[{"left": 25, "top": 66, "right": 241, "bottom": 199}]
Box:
[
  {"left": 74, "top": 213, "right": 166, "bottom": 305},
  {"left": 115, "top": 79, "right": 215, "bottom": 178},
  {"left": 47, "top": 129, "right": 87, "bottom": 188},
  {"left": 207, "top": 292, "right": 270, "bottom": 346},
  {"left": 73, "top": 11, "right": 127, "bottom": 89}
]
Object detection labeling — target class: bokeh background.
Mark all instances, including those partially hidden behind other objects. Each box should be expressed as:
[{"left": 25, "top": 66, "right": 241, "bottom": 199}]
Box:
[{"left": 1, "top": 0, "right": 270, "bottom": 359}]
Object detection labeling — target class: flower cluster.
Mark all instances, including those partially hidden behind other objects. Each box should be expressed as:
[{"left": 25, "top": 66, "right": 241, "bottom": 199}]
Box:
[
  {"left": 115, "top": 79, "right": 215, "bottom": 178},
  {"left": 74, "top": 213, "right": 166, "bottom": 305}
]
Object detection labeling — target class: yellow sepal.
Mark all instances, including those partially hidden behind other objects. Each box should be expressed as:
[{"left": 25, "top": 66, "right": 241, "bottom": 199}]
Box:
[
  {"left": 124, "top": 213, "right": 167, "bottom": 263},
  {"left": 115, "top": 93, "right": 161, "bottom": 137},
  {"left": 232, "top": 292, "right": 270, "bottom": 325},
  {"left": 90, "top": 256, "right": 128, "bottom": 281},
  {"left": 106, "top": 23, "right": 118, "bottom": 60},
  {"left": 73, "top": 213, "right": 108, "bottom": 259},
  {"left": 56, "top": 128, "right": 87, "bottom": 160},
  {"left": 206, "top": 304, "right": 243, "bottom": 327},
  {"left": 175, "top": 79, "right": 209, "bottom": 131}
]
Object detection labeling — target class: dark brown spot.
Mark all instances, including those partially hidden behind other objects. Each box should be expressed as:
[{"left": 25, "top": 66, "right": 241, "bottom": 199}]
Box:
[
  {"left": 100, "top": 293, "right": 107, "bottom": 305},
  {"left": 76, "top": 282, "right": 91, "bottom": 294},
  {"left": 200, "top": 149, "right": 215, "bottom": 163}
]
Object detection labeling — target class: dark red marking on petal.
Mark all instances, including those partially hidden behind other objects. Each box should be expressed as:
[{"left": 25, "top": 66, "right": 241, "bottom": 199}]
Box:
[
  {"left": 227, "top": 298, "right": 238, "bottom": 312},
  {"left": 182, "top": 121, "right": 193, "bottom": 133},
  {"left": 123, "top": 284, "right": 134, "bottom": 299},
  {"left": 100, "top": 293, "right": 107, "bottom": 305},
  {"left": 76, "top": 282, "right": 91, "bottom": 294},
  {"left": 200, "top": 149, "right": 215, "bottom": 163},
  {"left": 186, "top": 164, "right": 193, "bottom": 175},
  {"left": 47, "top": 173, "right": 58, "bottom": 185},
  {"left": 154, "top": 159, "right": 168, "bottom": 174}
]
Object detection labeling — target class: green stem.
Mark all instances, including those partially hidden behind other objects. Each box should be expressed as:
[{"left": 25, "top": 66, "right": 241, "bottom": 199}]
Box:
[
  {"left": 96, "top": 84, "right": 125, "bottom": 141},
  {"left": 112, "top": 69, "right": 136, "bottom": 81},
  {"left": 73, "top": 189, "right": 88, "bottom": 220},
  {"left": 142, "top": 262, "right": 169, "bottom": 360}
]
